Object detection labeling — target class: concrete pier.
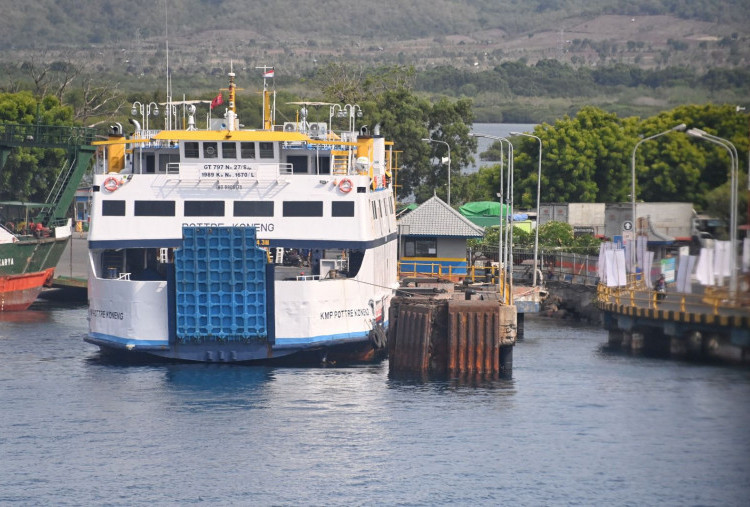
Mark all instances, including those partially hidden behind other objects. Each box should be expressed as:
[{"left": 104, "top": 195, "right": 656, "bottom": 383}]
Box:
[{"left": 598, "top": 285, "right": 750, "bottom": 364}]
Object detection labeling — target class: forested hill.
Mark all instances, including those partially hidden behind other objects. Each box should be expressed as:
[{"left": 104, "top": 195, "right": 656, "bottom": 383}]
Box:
[{"left": 0, "top": 0, "right": 748, "bottom": 73}]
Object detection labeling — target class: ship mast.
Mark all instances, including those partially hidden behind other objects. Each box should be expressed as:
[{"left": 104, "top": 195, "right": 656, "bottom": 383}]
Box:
[
  {"left": 224, "top": 62, "right": 238, "bottom": 131},
  {"left": 256, "top": 65, "right": 275, "bottom": 130}
]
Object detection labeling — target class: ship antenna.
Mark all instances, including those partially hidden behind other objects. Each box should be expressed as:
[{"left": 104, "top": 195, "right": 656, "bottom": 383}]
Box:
[
  {"left": 164, "top": 0, "right": 171, "bottom": 130},
  {"left": 228, "top": 61, "right": 236, "bottom": 115},
  {"left": 256, "top": 65, "right": 275, "bottom": 130}
]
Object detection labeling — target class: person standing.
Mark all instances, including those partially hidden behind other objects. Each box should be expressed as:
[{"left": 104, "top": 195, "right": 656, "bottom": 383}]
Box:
[{"left": 655, "top": 274, "right": 666, "bottom": 300}]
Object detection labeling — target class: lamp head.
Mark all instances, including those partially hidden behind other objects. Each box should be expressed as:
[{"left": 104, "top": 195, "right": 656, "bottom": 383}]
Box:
[
  {"left": 421, "top": 138, "right": 431, "bottom": 142},
  {"left": 152, "top": 106, "right": 159, "bottom": 116},
  {"left": 672, "top": 123, "right": 687, "bottom": 132},
  {"left": 686, "top": 128, "right": 705, "bottom": 138},
  {"left": 131, "top": 107, "right": 137, "bottom": 116}
]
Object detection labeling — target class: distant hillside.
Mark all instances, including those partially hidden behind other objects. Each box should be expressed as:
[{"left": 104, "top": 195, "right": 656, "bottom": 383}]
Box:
[{"left": 0, "top": 0, "right": 748, "bottom": 74}]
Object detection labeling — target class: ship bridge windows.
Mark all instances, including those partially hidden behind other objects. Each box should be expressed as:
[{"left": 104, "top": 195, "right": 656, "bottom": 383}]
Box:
[
  {"left": 185, "top": 201, "right": 225, "bottom": 217},
  {"left": 222, "top": 142, "right": 237, "bottom": 158},
  {"left": 184, "top": 142, "right": 199, "bottom": 158},
  {"left": 203, "top": 142, "right": 218, "bottom": 158},
  {"left": 240, "top": 142, "right": 256, "bottom": 158},
  {"left": 259, "top": 142, "right": 275, "bottom": 159}
]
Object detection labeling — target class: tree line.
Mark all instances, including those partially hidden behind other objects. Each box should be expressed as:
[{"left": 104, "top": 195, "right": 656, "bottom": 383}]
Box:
[
  {"left": 1, "top": 63, "right": 747, "bottom": 233},
  {"left": 416, "top": 61, "right": 750, "bottom": 98}
]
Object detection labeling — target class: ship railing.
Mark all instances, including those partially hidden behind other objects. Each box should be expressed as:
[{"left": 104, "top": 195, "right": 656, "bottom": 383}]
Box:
[
  {"left": 166, "top": 162, "right": 180, "bottom": 174},
  {"left": 296, "top": 275, "right": 321, "bottom": 281},
  {"left": 0, "top": 123, "right": 96, "bottom": 148},
  {"left": 117, "top": 273, "right": 131, "bottom": 281}
]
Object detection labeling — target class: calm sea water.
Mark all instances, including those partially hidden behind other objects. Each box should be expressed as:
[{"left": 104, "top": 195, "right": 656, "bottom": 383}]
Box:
[{"left": 1, "top": 300, "right": 749, "bottom": 506}]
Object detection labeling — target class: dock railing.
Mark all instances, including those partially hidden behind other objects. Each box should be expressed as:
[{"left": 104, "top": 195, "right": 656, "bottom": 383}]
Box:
[
  {"left": 597, "top": 279, "right": 750, "bottom": 315},
  {"left": 398, "top": 249, "right": 601, "bottom": 285}
]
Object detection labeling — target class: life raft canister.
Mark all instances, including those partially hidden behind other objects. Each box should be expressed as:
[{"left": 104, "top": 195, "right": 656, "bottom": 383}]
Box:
[{"left": 338, "top": 178, "right": 353, "bottom": 193}]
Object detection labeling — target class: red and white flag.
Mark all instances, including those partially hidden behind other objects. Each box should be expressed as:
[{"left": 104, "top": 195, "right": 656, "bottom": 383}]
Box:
[
  {"left": 262, "top": 68, "right": 275, "bottom": 79},
  {"left": 210, "top": 93, "right": 223, "bottom": 109}
]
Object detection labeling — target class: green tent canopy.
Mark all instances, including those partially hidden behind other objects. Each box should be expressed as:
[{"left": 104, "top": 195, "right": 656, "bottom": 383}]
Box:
[{"left": 459, "top": 201, "right": 509, "bottom": 227}]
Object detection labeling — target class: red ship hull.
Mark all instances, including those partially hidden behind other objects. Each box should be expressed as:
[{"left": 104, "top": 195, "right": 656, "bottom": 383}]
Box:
[{"left": 0, "top": 268, "right": 56, "bottom": 311}]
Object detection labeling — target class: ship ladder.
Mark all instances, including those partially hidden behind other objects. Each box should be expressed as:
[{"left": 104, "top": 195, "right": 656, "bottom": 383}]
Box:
[{"left": 331, "top": 150, "right": 350, "bottom": 175}]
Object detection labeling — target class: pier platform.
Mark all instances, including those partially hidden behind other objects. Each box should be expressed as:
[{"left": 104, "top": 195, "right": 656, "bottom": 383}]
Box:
[
  {"left": 41, "top": 235, "right": 88, "bottom": 301},
  {"left": 597, "top": 283, "right": 750, "bottom": 363}
]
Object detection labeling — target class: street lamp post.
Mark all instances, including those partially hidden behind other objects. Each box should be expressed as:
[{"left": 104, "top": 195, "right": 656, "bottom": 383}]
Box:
[
  {"left": 330, "top": 104, "right": 363, "bottom": 132},
  {"left": 421, "top": 138, "right": 451, "bottom": 206},
  {"left": 687, "top": 128, "right": 739, "bottom": 297},
  {"left": 470, "top": 133, "right": 513, "bottom": 302},
  {"left": 630, "top": 123, "right": 686, "bottom": 277},
  {"left": 511, "top": 131, "right": 543, "bottom": 287},
  {"left": 131, "top": 101, "right": 159, "bottom": 133}
]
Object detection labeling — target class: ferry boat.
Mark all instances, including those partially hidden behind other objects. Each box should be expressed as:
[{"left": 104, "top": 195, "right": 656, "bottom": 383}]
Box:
[{"left": 85, "top": 70, "right": 398, "bottom": 363}]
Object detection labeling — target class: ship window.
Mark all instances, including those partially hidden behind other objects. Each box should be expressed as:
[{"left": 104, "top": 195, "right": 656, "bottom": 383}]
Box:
[
  {"left": 222, "top": 142, "right": 237, "bottom": 159},
  {"left": 283, "top": 201, "right": 323, "bottom": 217},
  {"left": 240, "top": 142, "right": 256, "bottom": 158},
  {"left": 102, "top": 200, "right": 126, "bottom": 216},
  {"left": 234, "top": 201, "right": 274, "bottom": 217},
  {"left": 371, "top": 201, "right": 377, "bottom": 219},
  {"left": 184, "top": 200, "right": 225, "bottom": 217},
  {"left": 404, "top": 238, "right": 437, "bottom": 258},
  {"left": 134, "top": 200, "right": 175, "bottom": 216},
  {"left": 158, "top": 153, "right": 180, "bottom": 173},
  {"left": 259, "top": 142, "right": 274, "bottom": 159},
  {"left": 203, "top": 142, "right": 218, "bottom": 158},
  {"left": 184, "top": 142, "right": 199, "bottom": 158},
  {"left": 378, "top": 200, "right": 383, "bottom": 218},
  {"left": 332, "top": 201, "right": 354, "bottom": 217}
]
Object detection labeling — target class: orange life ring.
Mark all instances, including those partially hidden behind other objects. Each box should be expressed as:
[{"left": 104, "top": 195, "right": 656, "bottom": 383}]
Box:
[
  {"left": 103, "top": 176, "right": 120, "bottom": 192},
  {"left": 338, "top": 178, "right": 353, "bottom": 193}
]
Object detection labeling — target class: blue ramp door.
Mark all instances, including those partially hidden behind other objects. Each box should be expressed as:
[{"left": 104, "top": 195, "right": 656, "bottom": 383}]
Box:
[{"left": 174, "top": 226, "right": 268, "bottom": 343}]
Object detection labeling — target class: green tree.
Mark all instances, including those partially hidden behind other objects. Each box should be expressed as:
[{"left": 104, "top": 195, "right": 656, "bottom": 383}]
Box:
[
  {"left": 365, "top": 87, "right": 476, "bottom": 203},
  {"left": 0, "top": 91, "right": 75, "bottom": 201}
]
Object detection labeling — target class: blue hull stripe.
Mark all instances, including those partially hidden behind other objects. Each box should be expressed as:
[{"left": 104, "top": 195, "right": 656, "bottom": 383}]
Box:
[
  {"left": 89, "top": 232, "right": 398, "bottom": 250},
  {"left": 86, "top": 321, "right": 388, "bottom": 352}
]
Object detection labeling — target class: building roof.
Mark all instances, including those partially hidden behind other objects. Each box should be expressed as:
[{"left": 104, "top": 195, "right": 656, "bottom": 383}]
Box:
[{"left": 398, "top": 195, "right": 484, "bottom": 238}]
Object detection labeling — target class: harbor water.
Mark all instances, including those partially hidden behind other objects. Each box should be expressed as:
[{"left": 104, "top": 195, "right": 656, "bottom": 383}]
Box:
[{"left": 1, "top": 300, "right": 749, "bottom": 505}]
